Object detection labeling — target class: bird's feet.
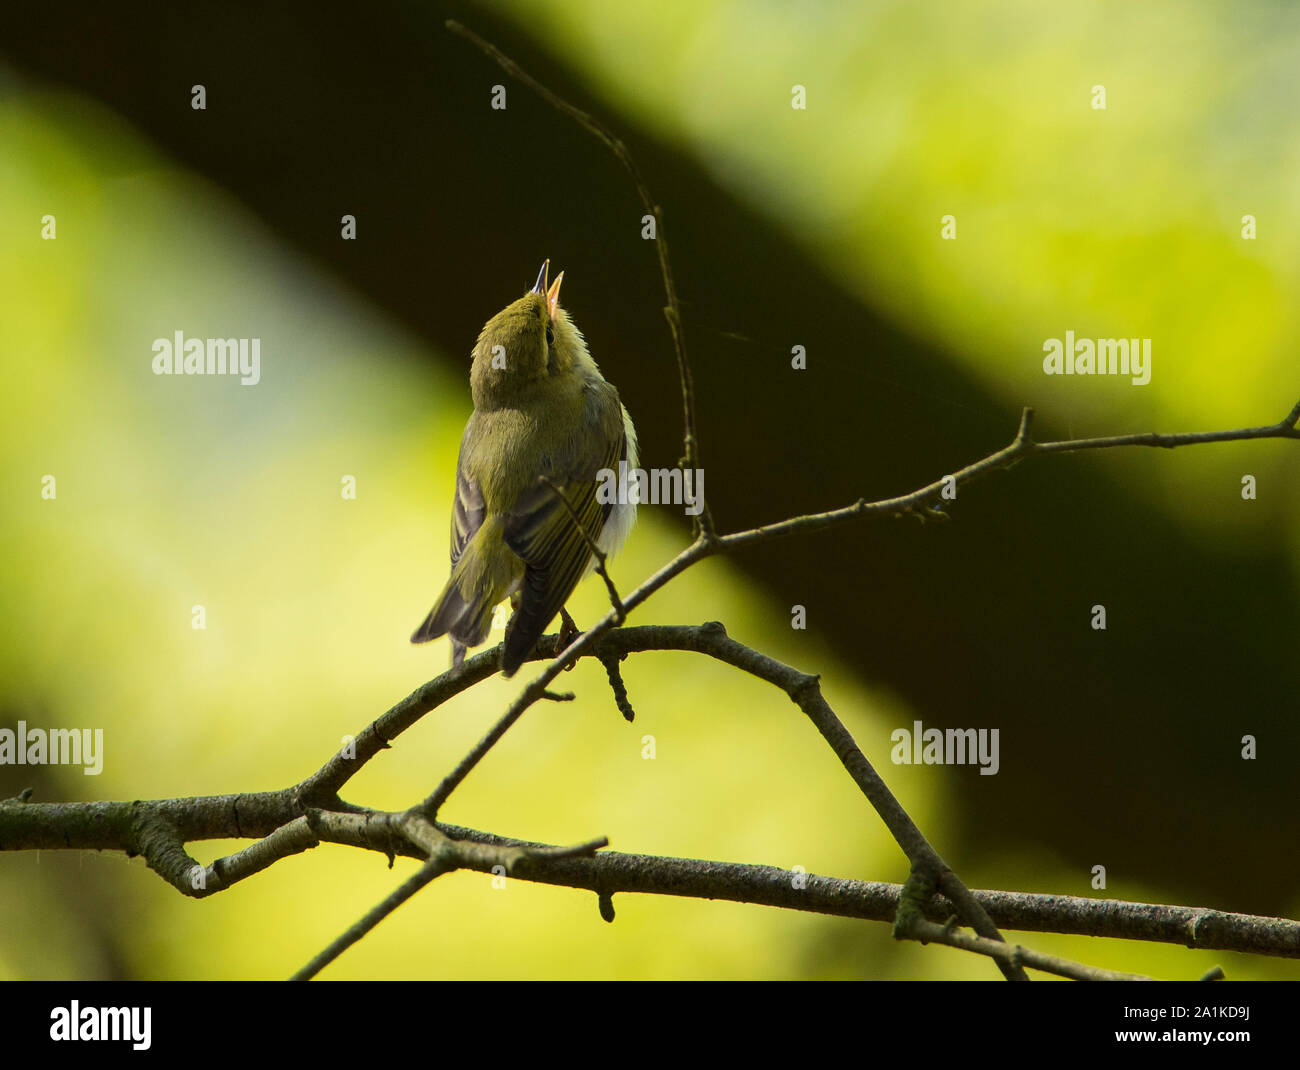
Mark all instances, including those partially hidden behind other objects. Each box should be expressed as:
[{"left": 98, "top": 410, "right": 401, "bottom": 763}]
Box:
[{"left": 558, "top": 607, "right": 581, "bottom": 671}]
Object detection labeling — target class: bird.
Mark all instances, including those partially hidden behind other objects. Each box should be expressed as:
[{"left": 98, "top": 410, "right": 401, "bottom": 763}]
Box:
[{"left": 411, "top": 260, "right": 638, "bottom": 677}]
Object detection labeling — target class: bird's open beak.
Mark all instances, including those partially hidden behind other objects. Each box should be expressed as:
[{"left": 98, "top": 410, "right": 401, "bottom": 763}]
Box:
[
  {"left": 529, "top": 260, "right": 563, "bottom": 318},
  {"left": 546, "top": 271, "right": 564, "bottom": 320},
  {"left": 530, "top": 259, "right": 549, "bottom": 297}
]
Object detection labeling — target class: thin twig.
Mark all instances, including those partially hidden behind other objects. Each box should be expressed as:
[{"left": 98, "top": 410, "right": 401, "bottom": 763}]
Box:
[
  {"left": 292, "top": 812, "right": 607, "bottom": 979},
  {"left": 902, "top": 915, "right": 1153, "bottom": 981},
  {"left": 597, "top": 647, "right": 636, "bottom": 721},
  {"left": 717, "top": 402, "right": 1300, "bottom": 552},
  {"left": 290, "top": 855, "right": 451, "bottom": 981}
]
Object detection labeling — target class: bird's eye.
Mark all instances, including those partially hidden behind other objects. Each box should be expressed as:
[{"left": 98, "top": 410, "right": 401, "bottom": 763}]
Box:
[{"left": 545, "top": 324, "right": 554, "bottom": 347}]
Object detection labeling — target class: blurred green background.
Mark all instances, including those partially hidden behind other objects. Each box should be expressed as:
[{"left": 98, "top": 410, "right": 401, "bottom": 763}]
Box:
[{"left": 0, "top": 0, "right": 1297, "bottom": 979}]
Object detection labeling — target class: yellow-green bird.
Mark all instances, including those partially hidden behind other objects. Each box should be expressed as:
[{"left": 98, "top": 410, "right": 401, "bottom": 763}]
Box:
[{"left": 411, "top": 260, "right": 638, "bottom": 676}]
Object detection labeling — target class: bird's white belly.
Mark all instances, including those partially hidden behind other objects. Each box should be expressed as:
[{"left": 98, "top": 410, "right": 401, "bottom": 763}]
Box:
[{"left": 591, "top": 402, "right": 638, "bottom": 569}]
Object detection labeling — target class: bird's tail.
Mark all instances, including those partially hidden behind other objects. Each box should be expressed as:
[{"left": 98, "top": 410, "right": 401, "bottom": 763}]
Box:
[
  {"left": 500, "top": 565, "right": 558, "bottom": 678},
  {"left": 411, "top": 517, "right": 515, "bottom": 667}
]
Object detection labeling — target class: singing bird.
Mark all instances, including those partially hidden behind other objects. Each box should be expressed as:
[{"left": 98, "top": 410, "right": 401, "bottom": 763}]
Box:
[{"left": 411, "top": 261, "right": 638, "bottom": 676}]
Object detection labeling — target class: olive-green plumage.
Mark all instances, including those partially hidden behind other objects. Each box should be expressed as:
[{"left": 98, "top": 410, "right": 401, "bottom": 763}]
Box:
[{"left": 411, "top": 261, "right": 637, "bottom": 676}]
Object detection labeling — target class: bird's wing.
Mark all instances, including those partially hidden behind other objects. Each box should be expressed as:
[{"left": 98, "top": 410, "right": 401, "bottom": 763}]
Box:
[
  {"left": 450, "top": 427, "right": 486, "bottom": 568},
  {"left": 500, "top": 381, "right": 625, "bottom": 671}
]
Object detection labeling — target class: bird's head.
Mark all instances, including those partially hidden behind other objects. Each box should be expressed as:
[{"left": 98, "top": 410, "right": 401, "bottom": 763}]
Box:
[{"left": 470, "top": 259, "right": 589, "bottom": 408}]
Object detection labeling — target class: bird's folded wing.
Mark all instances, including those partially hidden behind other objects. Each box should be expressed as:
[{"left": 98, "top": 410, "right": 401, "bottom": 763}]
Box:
[
  {"left": 450, "top": 434, "right": 486, "bottom": 568},
  {"left": 503, "top": 429, "right": 622, "bottom": 629}
]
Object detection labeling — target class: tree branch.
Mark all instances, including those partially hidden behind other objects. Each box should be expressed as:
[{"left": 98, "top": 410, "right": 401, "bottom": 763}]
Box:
[{"left": 9, "top": 625, "right": 1300, "bottom": 975}]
